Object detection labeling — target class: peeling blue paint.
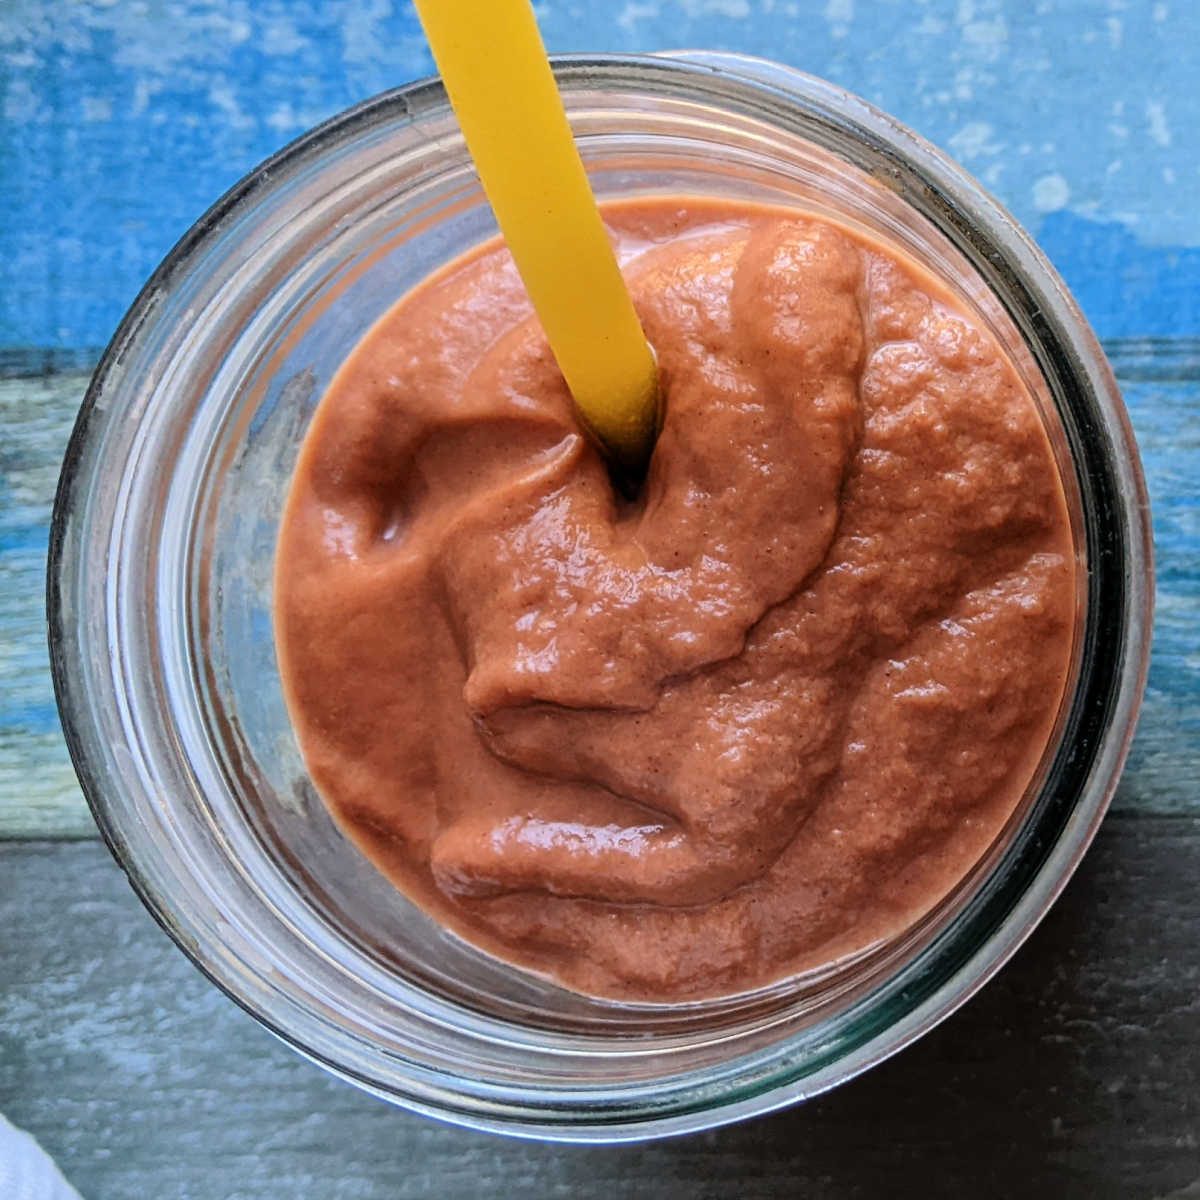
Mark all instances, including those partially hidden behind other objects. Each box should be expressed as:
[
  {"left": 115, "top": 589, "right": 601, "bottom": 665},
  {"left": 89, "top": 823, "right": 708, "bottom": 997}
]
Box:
[{"left": 3, "top": 0, "right": 1200, "bottom": 351}]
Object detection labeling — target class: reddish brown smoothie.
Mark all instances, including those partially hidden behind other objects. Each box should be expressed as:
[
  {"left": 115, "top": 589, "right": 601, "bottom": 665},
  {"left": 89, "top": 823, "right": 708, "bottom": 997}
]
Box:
[{"left": 274, "top": 197, "right": 1075, "bottom": 1001}]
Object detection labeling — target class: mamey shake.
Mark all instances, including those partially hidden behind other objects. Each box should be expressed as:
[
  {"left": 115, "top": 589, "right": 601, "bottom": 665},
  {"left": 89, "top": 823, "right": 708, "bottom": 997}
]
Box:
[{"left": 275, "top": 197, "right": 1074, "bottom": 1001}]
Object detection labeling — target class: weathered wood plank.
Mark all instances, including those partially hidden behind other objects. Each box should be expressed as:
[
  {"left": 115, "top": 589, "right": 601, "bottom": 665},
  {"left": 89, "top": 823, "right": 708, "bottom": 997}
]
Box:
[
  {"left": 2, "top": 343, "right": 1197, "bottom": 837},
  {"left": 0, "top": 372, "right": 93, "bottom": 838},
  {"left": 1111, "top": 341, "right": 1200, "bottom": 817},
  {"left": 0, "top": 818, "right": 1196, "bottom": 1199},
  {"left": 4, "top": 1, "right": 1200, "bottom": 353}
]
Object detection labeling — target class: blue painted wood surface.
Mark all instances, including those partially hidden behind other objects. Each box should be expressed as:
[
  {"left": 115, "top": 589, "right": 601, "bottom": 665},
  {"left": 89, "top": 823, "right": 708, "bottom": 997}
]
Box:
[
  {"left": 1, "top": 1, "right": 1198, "bottom": 1195},
  {"left": 3, "top": 0, "right": 1199, "bottom": 355}
]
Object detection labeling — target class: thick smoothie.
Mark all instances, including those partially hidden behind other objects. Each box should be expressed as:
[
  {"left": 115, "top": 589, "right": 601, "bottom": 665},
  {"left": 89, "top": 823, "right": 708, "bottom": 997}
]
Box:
[{"left": 274, "top": 197, "right": 1075, "bottom": 1001}]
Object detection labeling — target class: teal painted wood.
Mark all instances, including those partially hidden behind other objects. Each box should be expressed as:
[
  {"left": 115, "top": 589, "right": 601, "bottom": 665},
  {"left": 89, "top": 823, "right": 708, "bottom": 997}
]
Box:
[
  {"left": 1112, "top": 341, "right": 1200, "bottom": 813},
  {"left": 0, "top": 372, "right": 92, "bottom": 837},
  {"left": 1, "top": 822, "right": 1197, "bottom": 1199},
  {"left": 2, "top": 343, "right": 1195, "bottom": 836}
]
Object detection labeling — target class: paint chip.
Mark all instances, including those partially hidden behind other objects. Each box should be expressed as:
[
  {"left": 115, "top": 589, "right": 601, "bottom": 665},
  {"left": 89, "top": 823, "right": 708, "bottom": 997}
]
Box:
[
  {"left": 678, "top": 0, "right": 752, "bottom": 16},
  {"left": 1146, "top": 100, "right": 1171, "bottom": 147},
  {"left": 1032, "top": 173, "right": 1070, "bottom": 213},
  {"left": 617, "top": 1, "right": 658, "bottom": 29},
  {"left": 948, "top": 121, "right": 998, "bottom": 160},
  {"left": 82, "top": 96, "right": 113, "bottom": 122},
  {"left": 825, "top": 0, "right": 854, "bottom": 34}
]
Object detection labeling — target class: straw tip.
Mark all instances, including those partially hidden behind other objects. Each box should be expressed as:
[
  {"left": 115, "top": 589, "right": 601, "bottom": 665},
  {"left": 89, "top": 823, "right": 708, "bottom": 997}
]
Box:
[{"left": 600, "top": 381, "right": 662, "bottom": 497}]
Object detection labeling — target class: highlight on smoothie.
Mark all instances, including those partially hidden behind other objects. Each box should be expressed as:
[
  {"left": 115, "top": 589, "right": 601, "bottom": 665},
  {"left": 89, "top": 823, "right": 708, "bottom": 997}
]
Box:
[{"left": 273, "top": 3, "right": 1076, "bottom": 1001}]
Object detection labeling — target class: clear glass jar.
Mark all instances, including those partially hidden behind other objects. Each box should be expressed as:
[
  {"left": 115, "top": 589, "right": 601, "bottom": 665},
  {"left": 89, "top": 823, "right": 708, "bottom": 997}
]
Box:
[{"left": 48, "top": 52, "right": 1152, "bottom": 1141}]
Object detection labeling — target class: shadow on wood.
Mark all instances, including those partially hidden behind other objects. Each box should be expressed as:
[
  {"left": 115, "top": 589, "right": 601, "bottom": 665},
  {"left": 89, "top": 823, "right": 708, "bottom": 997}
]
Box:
[{"left": 1, "top": 816, "right": 1197, "bottom": 1199}]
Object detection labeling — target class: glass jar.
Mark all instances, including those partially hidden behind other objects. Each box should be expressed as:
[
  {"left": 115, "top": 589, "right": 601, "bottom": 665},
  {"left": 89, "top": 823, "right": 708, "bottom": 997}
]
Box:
[{"left": 48, "top": 52, "right": 1152, "bottom": 1141}]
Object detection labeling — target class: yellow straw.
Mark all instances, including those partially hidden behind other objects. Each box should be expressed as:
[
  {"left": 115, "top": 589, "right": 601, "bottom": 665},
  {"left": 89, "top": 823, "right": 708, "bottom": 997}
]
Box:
[{"left": 413, "top": 0, "right": 659, "bottom": 477}]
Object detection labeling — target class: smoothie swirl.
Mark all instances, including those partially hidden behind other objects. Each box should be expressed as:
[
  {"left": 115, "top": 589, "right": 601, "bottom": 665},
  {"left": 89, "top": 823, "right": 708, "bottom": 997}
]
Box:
[{"left": 275, "top": 198, "right": 1074, "bottom": 1000}]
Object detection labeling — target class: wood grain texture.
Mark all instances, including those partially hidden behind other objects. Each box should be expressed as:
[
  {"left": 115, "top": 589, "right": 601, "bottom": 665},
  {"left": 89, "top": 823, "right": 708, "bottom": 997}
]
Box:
[
  {"left": 1110, "top": 340, "right": 1200, "bottom": 816},
  {"left": 0, "top": 372, "right": 91, "bottom": 838},
  {"left": 1, "top": 818, "right": 1196, "bottom": 1200},
  {"left": 2, "top": 1, "right": 1198, "bottom": 1193},
  {"left": 4, "top": 1, "right": 1200, "bottom": 352},
  {"left": 2, "top": 343, "right": 1196, "bottom": 837}
]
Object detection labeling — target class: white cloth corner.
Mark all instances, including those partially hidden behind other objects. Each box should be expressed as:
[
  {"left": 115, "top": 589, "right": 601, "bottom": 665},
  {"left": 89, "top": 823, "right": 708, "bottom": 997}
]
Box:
[{"left": 0, "top": 1115, "right": 83, "bottom": 1200}]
